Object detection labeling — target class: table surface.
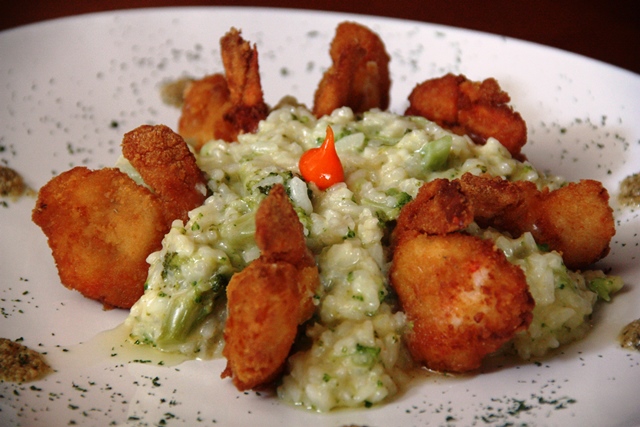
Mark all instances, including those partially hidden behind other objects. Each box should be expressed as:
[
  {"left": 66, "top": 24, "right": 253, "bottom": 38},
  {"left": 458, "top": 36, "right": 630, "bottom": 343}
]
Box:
[{"left": 1, "top": 0, "right": 638, "bottom": 75}]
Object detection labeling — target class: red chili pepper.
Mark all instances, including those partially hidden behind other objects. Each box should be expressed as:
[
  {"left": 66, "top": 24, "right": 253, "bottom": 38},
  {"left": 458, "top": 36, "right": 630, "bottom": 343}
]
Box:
[{"left": 299, "top": 126, "right": 344, "bottom": 190}]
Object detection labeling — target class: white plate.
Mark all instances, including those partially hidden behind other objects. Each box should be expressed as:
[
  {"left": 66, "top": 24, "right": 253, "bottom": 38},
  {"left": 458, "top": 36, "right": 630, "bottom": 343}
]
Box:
[{"left": 1, "top": 7, "right": 639, "bottom": 427}]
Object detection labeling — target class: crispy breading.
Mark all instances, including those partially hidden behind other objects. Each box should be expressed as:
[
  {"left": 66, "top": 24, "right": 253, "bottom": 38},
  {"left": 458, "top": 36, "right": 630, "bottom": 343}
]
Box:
[
  {"left": 33, "top": 124, "right": 208, "bottom": 309},
  {"left": 222, "top": 184, "right": 320, "bottom": 390},
  {"left": 178, "top": 74, "right": 236, "bottom": 148},
  {"left": 393, "top": 178, "right": 473, "bottom": 246},
  {"left": 32, "top": 167, "right": 169, "bottom": 309},
  {"left": 530, "top": 180, "right": 615, "bottom": 270},
  {"left": 406, "top": 73, "right": 527, "bottom": 159},
  {"left": 458, "top": 173, "right": 615, "bottom": 270},
  {"left": 455, "top": 173, "right": 542, "bottom": 239},
  {"left": 313, "top": 21, "right": 391, "bottom": 118},
  {"left": 255, "top": 184, "right": 309, "bottom": 265},
  {"left": 390, "top": 233, "right": 534, "bottom": 372},
  {"left": 222, "top": 260, "right": 301, "bottom": 390},
  {"left": 255, "top": 184, "right": 319, "bottom": 321},
  {"left": 121, "top": 124, "right": 207, "bottom": 223},
  {"left": 220, "top": 27, "right": 269, "bottom": 134},
  {"left": 178, "top": 28, "right": 268, "bottom": 149}
]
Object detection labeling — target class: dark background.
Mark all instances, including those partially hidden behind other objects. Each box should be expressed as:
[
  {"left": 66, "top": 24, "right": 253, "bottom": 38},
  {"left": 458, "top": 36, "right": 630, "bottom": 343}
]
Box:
[{"left": 1, "top": 0, "right": 638, "bottom": 75}]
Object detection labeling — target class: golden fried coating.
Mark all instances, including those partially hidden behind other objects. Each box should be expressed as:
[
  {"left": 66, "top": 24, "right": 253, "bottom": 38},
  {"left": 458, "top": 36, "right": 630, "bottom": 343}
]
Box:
[
  {"left": 458, "top": 172, "right": 531, "bottom": 226},
  {"left": 390, "top": 233, "right": 534, "bottom": 372},
  {"left": 178, "top": 74, "right": 236, "bottom": 148},
  {"left": 122, "top": 124, "right": 207, "bottom": 223},
  {"left": 529, "top": 180, "right": 615, "bottom": 270},
  {"left": 255, "top": 184, "right": 319, "bottom": 320},
  {"left": 178, "top": 28, "right": 268, "bottom": 149},
  {"left": 220, "top": 27, "right": 269, "bottom": 134},
  {"left": 222, "top": 260, "right": 301, "bottom": 390},
  {"left": 406, "top": 73, "right": 460, "bottom": 125},
  {"left": 313, "top": 21, "right": 391, "bottom": 118},
  {"left": 406, "top": 74, "right": 527, "bottom": 159},
  {"left": 222, "top": 184, "right": 320, "bottom": 390},
  {"left": 458, "top": 174, "right": 615, "bottom": 270},
  {"left": 393, "top": 178, "right": 473, "bottom": 246},
  {"left": 32, "top": 167, "right": 169, "bottom": 309}
]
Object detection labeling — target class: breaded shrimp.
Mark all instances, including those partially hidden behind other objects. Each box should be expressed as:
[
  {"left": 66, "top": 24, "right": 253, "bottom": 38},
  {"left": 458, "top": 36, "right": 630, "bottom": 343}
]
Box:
[
  {"left": 178, "top": 28, "right": 268, "bottom": 149},
  {"left": 32, "top": 167, "right": 169, "bottom": 309},
  {"left": 390, "top": 233, "right": 534, "bottom": 372},
  {"left": 406, "top": 74, "right": 527, "bottom": 159},
  {"left": 254, "top": 184, "right": 319, "bottom": 321},
  {"left": 222, "top": 260, "right": 302, "bottom": 390},
  {"left": 458, "top": 172, "right": 531, "bottom": 226},
  {"left": 121, "top": 124, "right": 207, "bottom": 223},
  {"left": 392, "top": 178, "right": 473, "bottom": 246},
  {"left": 222, "top": 184, "right": 320, "bottom": 390},
  {"left": 33, "top": 124, "right": 207, "bottom": 308},
  {"left": 220, "top": 27, "right": 269, "bottom": 134},
  {"left": 458, "top": 173, "right": 615, "bottom": 270},
  {"left": 313, "top": 21, "right": 391, "bottom": 118},
  {"left": 529, "top": 180, "right": 615, "bottom": 270},
  {"left": 178, "top": 74, "right": 236, "bottom": 148}
]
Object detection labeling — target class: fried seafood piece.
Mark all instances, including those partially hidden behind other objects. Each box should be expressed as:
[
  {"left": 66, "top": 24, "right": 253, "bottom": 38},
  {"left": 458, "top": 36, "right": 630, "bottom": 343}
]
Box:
[
  {"left": 222, "top": 260, "right": 302, "bottom": 390},
  {"left": 222, "top": 184, "right": 320, "bottom": 390},
  {"left": 390, "top": 233, "right": 534, "bottom": 372},
  {"left": 458, "top": 172, "right": 534, "bottom": 227},
  {"left": 121, "top": 124, "right": 207, "bottom": 223},
  {"left": 312, "top": 21, "right": 391, "bottom": 118},
  {"left": 177, "top": 74, "right": 236, "bottom": 148},
  {"left": 254, "top": 184, "right": 319, "bottom": 321},
  {"left": 33, "top": 125, "right": 207, "bottom": 309},
  {"left": 458, "top": 173, "right": 615, "bottom": 270},
  {"left": 405, "top": 73, "right": 527, "bottom": 159},
  {"left": 522, "top": 180, "right": 615, "bottom": 270},
  {"left": 178, "top": 28, "right": 268, "bottom": 149},
  {"left": 392, "top": 178, "right": 473, "bottom": 246},
  {"left": 32, "top": 167, "right": 169, "bottom": 309},
  {"left": 220, "top": 27, "right": 269, "bottom": 134}
]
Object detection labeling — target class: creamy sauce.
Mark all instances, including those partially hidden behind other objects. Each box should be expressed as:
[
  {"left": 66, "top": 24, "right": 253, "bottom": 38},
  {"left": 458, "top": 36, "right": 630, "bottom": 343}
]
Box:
[
  {"left": 619, "top": 319, "right": 640, "bottom": 351},
  {"left": 44, "top": 324, "right": 193, "bottom": 372},
  {"left": 0, "top": 338, "right": 51, "bottom": 382},
  {"left": 618, "top": 173, "right": 640, "bottom": 207}
]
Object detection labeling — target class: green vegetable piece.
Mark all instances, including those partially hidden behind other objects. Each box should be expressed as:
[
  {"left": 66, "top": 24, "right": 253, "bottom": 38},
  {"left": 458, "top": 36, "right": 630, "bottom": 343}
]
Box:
[
  {"left": 157, "top": 274, "right": 228, "bottom": 345},
  {"left": 587, "top": 276, "right": 624, "bottom": 302},
  {"left": 353, "top": 343, "right": 381, "bottom": 367},
  {"left": 419, "top": 135, "right": 452, "bottom": 171}
]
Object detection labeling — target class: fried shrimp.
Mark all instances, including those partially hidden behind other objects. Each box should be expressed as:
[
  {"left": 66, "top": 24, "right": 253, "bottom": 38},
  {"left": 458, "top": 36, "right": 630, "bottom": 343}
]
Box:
[
  {"left": 312, "top": 21, "right": 391, "bottom": 118},
  {"left": 406, "top": 73, "right": 527, "bottom": 159},
  {"left": 178, "top": 28, "right": 268, "bottom": 149},
  {"left": 526, "top": 180, "right": 615, "bottom": 270},
  {"left": 392, "top": 178, "right": 473, "bottom": 245},
  {"left": 177, "top": 74, "right": 236, "bottom": 148},
  {"left": 254, "top": 184, "right": 319, "bottom": 321},
  {"left": 222, "top": 260, "right": 302, "bottom": 390},
  {"left": 458, "top": 173, "right": 614, "bottom": 270},
  {"left": 32, "top": 167, "right": 169, "bottom": 309},
  {"left": 121, "top": 124, "right": 207, "bottom": 223},
  {"left": 33, "top": 124, "right": 207, "bottom": 308},
  {"left": 220, "top": 27, "right": 269, "bottom": 135},
  {"left": 222, "top": 184, "right": 320, "bottom": 390},
  {"left": 390, "top": 233, "right": 534, "bottom": 373}
]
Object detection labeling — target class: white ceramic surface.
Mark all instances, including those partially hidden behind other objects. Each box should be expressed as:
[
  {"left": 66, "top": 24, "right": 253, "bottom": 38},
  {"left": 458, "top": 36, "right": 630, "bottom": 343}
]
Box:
[{"left": 1, "top": 7, "right": 638, "bottom": 427}]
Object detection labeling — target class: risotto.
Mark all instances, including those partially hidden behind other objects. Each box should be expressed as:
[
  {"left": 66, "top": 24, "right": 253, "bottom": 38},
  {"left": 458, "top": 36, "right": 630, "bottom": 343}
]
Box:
[{"left": 124, "top": 101, "right": 621, "bottom": 411}]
